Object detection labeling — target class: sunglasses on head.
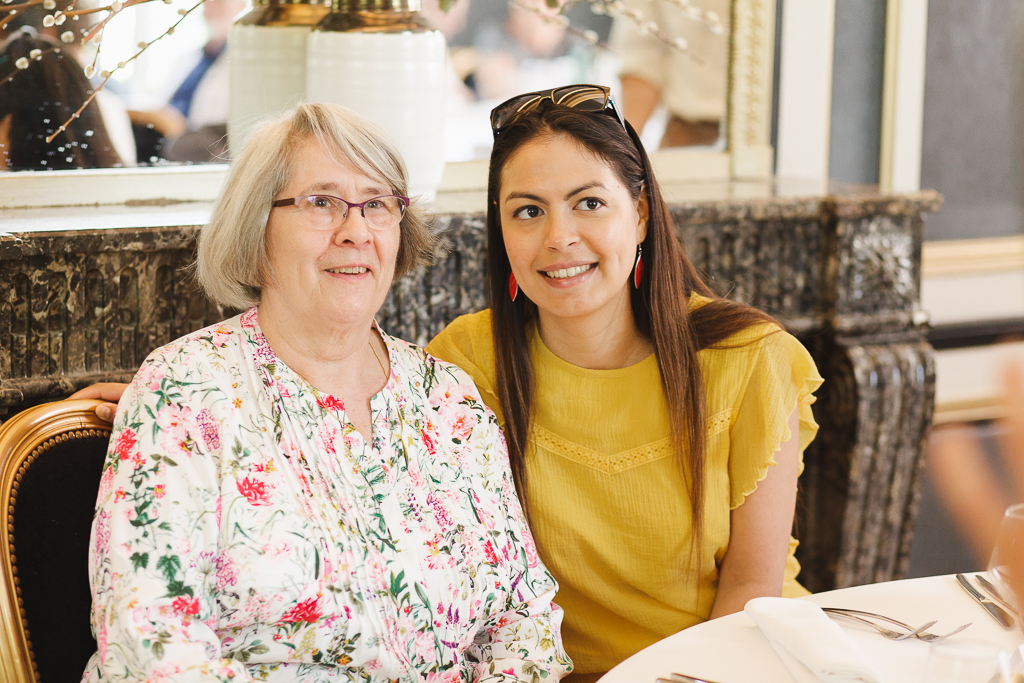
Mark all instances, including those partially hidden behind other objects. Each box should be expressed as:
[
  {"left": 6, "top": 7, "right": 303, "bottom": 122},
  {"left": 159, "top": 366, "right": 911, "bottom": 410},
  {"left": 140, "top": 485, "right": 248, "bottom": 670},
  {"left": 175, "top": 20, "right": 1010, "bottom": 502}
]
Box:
[{"left": 489, "top": 84, "right": 628, "bottom": 139}]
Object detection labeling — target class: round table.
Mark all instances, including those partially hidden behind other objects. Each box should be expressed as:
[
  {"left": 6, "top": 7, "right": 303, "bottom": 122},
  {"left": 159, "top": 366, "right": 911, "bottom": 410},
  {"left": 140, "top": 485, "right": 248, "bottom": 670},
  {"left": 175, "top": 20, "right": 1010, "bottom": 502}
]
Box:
[{"left": 598, "top": 575, "right": 1024, "bottom": 683}]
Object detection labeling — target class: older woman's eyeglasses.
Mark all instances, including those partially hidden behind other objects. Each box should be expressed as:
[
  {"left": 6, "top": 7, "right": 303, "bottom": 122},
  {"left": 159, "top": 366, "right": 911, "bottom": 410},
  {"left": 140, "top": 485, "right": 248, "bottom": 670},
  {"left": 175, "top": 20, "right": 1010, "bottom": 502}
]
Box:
[
  {"left": 272, "top": 194, "right": 409, "bottom": 229},
  {"left": 490, "top": 84, "right": 627, "bottom": 139}
]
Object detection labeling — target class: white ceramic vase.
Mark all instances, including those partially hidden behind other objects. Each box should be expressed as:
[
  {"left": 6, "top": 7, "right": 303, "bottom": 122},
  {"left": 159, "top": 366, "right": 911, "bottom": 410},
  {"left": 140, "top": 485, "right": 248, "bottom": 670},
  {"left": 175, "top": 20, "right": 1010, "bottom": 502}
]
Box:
[
  {"left": 306, "top": 2, "right": 446, "bottom": 200},
  {"left": 227, "top": 2, "right": 329, "bottom": 154}
]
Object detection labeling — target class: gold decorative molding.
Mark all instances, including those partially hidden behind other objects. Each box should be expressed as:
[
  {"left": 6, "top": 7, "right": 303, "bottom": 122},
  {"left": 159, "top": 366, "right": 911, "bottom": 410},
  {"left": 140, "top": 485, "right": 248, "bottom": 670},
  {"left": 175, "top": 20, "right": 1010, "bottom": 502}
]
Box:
[
  {"left": 728, "top": 0, "right": 776, "bottom": 179},
  {"left": 922, "top": 235, "right": 1024, "bottom": 278},
  {"left": 0, "top": 400, "right": 109, "bottom": 683}
]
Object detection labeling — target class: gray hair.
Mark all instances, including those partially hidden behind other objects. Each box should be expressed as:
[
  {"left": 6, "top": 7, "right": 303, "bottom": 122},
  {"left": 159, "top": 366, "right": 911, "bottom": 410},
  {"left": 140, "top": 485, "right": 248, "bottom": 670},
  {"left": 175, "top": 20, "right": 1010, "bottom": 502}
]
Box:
[{"left": 197, "top": 102, "right": 436, "bottom": 310}]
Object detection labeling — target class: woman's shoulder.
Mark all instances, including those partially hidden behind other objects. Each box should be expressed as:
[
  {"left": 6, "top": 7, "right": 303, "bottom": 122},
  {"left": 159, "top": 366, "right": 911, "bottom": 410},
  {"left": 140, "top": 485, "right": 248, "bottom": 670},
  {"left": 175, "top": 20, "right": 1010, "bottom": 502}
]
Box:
[
  {"left": 138, "top": 311, "right": 249, "bottom": 379},
  {"left": 425, "top": 310, "right": 496, "bottom": 375}
]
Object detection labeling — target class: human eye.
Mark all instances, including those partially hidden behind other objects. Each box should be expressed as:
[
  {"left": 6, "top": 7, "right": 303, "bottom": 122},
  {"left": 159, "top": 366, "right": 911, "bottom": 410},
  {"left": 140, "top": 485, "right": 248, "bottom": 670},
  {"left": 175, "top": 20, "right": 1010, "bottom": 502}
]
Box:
[
  {"left": 511, "top": 205, "right": 542, "bottom": 221},
  {"left": 308, "top": 195, "right": 335, "bottom": 210},
  {"left": 574, "top": 197, "right": 605, "bottom": 211}
]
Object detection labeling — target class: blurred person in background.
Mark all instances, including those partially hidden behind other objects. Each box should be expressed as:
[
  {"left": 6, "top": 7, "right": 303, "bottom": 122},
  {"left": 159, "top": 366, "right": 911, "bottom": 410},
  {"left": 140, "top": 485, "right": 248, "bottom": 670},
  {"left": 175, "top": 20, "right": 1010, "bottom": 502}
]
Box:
[
  {"left": 929, "top": 361, "right": 1024, "bottom": 605},
  {"left": 613, "top": 0, "right": 728, "bottom": 148},
  {"left": 0, "top": 30, "right": 123, "bottom": 170},
  {"left": 129, "top": 0, "right": 246, "bottom": 162}
]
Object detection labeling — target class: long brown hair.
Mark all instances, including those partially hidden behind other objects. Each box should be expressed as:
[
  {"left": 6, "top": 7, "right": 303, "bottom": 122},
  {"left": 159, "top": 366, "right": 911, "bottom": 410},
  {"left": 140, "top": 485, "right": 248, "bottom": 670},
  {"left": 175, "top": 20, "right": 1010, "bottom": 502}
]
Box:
[
  {"left": 487, "top": 102, "right": 776, "bottom": 536},
  {"left": 0, "top": 31, "right": 121, "bottom": 170}
]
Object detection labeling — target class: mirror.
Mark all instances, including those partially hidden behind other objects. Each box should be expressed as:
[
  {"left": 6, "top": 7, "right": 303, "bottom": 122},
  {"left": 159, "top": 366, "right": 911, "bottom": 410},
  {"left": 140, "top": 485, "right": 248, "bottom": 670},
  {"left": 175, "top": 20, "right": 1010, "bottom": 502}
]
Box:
[{"left": 0, "top": 0, "right": 773, "bottom": 184}]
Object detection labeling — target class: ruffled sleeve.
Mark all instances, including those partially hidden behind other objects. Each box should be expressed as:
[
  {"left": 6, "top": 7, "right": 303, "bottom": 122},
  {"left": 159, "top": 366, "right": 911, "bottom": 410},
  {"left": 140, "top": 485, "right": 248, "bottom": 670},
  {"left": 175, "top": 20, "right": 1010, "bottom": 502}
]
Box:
[
  {"left": 425, "top": 310, "right": 504, "bottom": 423},
  {"left": 728, "top": 329, "right": 823, "bottom": 510}
]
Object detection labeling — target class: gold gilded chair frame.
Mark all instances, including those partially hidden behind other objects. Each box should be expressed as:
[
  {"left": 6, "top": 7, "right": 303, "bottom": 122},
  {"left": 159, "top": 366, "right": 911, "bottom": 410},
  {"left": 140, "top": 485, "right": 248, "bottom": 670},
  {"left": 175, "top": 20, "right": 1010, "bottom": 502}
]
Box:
[{"left": 0, "top": 400, "right": 109, "bottom": 683}]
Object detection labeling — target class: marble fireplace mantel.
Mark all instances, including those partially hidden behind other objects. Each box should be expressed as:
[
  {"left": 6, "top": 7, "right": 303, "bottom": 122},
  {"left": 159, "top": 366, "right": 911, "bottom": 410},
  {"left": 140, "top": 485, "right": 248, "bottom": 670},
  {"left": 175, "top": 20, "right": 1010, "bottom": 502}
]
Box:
[{"left": 0, "top": 180, "right": 942, "bottom": 593}]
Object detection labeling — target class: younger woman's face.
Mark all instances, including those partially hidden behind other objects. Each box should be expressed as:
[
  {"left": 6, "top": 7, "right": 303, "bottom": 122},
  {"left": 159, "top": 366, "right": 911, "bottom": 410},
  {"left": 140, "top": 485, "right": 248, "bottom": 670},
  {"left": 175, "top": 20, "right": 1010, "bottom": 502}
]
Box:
[{"left": 499, "top": 133, "right": 648, "bottom": 325}]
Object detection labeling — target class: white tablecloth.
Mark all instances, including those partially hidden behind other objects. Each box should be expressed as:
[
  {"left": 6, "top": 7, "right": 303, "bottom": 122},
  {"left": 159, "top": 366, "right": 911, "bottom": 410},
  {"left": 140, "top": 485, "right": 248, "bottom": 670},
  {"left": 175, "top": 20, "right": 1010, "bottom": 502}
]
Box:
[{"left": 598, "top": 575, "right": 1024, "bottom": 683}]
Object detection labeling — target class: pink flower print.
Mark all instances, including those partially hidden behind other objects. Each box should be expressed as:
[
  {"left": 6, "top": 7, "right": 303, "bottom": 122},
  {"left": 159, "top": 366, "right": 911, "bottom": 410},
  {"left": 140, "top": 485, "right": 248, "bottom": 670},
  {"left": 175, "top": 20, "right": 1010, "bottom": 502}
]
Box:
[
  {"left": 443, "top": 404, "right": 475, "bottom": 443},
  {"left": 483, "top": 539, "right": 500, "bottom": 567},
  {"left": 97, "top": 465, "right": 115, "bottom": 501},
  {"left": 94, "top": 510, "right": 111, "bottom": 555},
  {"left": 195, "top": 409, "right": 221, "bottom": 450},
  {"left": 215, "top": 552, "right": 239, "bottom": 591},
  {"left": 503, "top": 669, "right": 515, "bottom": 676},
  {"left": 414, "top": 630, "right": 437, "bottom": 664},
  {"left": 318, "top": 394, "right": 345, "bottom": 412},
  {"left": 209, "top": 326, "right": 232, "bottom": 348},
  {"left": 236, "top": 477, "right": 273, "bottom": 506},
  {"left": 156, "top": 404, "right": 195, "bottom": 456},
  {"left": 280, "top": 595, "right": 323, "bottom": 624},
  {"left": 153, "top": 484, "right": 166, "bottom": 499},
  {"left": 421, "top": 423, "right": 439, "bottom": 457},
  {"left": 426, "top": 492, "right": 453, "bottom": 531},
  {"left": 113, "top": 488, "right": 126, "bottom": 503},
  {"left": 240, "top": 308, "right": 258, "bottom": 328},
  {"left": 522, "top": 526, "right": 539, "bottom": 568},
  {"left": 318, "top": 421, "right": 338, "bottom": 455},
  {"left": 428, "top": 381, "right": 477, "bottom": 412},
  {"left": 172, "top": 596, "right": 201, "bottom": 616},
  {"left": 113, "top": 427, "right": 137, "bottom": 461}
]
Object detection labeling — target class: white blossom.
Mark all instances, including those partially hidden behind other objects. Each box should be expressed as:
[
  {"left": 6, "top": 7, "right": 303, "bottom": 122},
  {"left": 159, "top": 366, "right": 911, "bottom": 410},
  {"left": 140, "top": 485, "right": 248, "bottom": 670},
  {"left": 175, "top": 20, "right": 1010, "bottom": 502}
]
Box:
[
  {"left": 42, "top": 13, "right": 55, "bottom": 26},
  {"left": 177, "top": 7, "right": 186, "bottom": 14},
  {"left": 583, "top": 29, "right": 598, "bottom": 44},
  {"left": 54, "top": 12, "right": 65, "bottom": 24},
  {"left": 166, "top": 26, "right": 175, "bottom": 34},
  {"left": 110, "top": 0, "right": 122, "bottom": 9},
  {"left": 29, "top": 48, "right": 41, "bottom": 59},
  {"left": 84, "top": 64, "right": 95, "bottom": 77},
  {"left": 61, "top": 30, "right": 74, "bottom": 42},
  {"left": 43, "top": 0, "right": 55, "bottom": 8},
  {"left": 14, "top": 56, "right": 28, "bottom": 69},
  {"left": 99, "top": 69, "right": 110, "bottom": 77},
  {"left": 708, "top": 22, "right": 724, "bottom": 35},
  {"left": 138, "top": 40, "right": 148, "bottom": 48},
  {"left": 116, "top": 60, "right": 125, "bottom": 68},
  {"left": 673, "top": 36, "right": 688, "bottom": 50},
  {"left": 625, "top": 7, "right": 643, "bottom": 20},
  {"left": 589, "top": 3, "right": 604, "bottom": 15}
]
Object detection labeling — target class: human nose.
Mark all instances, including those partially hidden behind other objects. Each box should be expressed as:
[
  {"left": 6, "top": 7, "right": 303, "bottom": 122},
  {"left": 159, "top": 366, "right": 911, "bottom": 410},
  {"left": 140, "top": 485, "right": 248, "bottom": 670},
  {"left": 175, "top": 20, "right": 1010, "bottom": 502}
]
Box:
[
  {"left": 332, "top": 204, "right": 372, "bottom": 246},
  {"left": 542, "top": 209, "right": 579, "bottom": 251}
]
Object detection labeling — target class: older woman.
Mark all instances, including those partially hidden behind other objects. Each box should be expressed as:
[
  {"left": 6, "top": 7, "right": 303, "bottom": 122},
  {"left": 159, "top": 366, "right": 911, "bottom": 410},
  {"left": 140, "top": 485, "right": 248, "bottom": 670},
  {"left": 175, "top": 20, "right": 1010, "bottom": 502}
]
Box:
[{"left": 80, "top": 102, "right": 569, "bottom": 682}]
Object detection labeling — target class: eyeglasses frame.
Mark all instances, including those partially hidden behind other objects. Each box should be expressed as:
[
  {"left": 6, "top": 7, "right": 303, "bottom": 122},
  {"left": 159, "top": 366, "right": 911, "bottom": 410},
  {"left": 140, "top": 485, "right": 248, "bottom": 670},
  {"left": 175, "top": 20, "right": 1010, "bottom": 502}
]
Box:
[{"left": 271, "top": 194, "right": 410, "bottom": 224}]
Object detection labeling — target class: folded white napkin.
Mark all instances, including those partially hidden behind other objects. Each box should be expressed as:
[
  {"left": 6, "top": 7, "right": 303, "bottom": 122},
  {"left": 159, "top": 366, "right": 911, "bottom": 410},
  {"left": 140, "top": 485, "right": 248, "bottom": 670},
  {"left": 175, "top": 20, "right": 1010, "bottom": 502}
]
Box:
[{"left": 745, "top": 597, "right": 883, "bottom": 683}]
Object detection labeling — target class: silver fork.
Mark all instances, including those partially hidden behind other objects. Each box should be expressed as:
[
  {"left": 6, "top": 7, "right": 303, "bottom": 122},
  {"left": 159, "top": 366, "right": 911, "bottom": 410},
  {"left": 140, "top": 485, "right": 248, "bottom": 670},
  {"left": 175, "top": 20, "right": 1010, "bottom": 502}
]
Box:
[
  {"left": 823, "top": 609, "right": 937, "bottom": 640},
  {"left": 822, "top": 607, "right": 972, "bottom": 642}
]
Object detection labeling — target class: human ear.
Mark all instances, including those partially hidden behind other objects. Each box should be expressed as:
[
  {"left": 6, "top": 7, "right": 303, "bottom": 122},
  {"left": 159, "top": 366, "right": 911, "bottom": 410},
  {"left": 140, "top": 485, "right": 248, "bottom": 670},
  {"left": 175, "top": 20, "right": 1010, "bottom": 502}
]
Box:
[{"left": 635, "top": 188, "right": 649, "bottom": 242}]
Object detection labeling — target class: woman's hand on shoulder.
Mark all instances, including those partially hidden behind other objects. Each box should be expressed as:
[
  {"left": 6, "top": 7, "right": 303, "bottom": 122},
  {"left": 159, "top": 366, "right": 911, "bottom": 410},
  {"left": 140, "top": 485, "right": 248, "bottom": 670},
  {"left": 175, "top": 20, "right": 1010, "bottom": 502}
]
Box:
[{"left": 69, "top": 382, "right": 129, "bottom": 422}]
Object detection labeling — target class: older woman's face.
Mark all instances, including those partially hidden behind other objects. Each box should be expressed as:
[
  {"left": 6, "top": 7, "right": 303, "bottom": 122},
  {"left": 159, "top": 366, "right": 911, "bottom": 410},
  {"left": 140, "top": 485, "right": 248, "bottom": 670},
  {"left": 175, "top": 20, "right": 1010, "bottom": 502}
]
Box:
[{"left": 264, "top": 137, "right": 401, "bottom": 329}]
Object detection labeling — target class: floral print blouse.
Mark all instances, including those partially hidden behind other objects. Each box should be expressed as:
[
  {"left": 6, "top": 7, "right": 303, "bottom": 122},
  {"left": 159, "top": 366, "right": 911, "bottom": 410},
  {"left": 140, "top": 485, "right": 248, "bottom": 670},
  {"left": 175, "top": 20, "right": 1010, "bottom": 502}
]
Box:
[{"left": 83, "top": 308, "right": 570, "bottom": 683}]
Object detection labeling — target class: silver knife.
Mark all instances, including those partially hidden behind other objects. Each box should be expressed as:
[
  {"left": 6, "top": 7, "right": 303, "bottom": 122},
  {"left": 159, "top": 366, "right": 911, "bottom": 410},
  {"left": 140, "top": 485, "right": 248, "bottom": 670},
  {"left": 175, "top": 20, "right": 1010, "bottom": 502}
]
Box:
[
  {"left": 976, "top": 574, "right": 1018, "bottom": 614},
  {"left": 956, "top": 573, "right": 1016, "bottom": 629},
  {"left": 656, "top": 674, "right": 723, "bottom": 683}
]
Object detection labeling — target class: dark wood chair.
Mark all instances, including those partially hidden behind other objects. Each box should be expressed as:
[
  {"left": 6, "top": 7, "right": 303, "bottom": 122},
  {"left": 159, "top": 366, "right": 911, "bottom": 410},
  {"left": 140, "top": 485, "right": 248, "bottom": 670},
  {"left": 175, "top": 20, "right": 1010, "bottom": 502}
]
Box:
[{"left": 0, "top": 400, "right": 110, "bottom": 683}]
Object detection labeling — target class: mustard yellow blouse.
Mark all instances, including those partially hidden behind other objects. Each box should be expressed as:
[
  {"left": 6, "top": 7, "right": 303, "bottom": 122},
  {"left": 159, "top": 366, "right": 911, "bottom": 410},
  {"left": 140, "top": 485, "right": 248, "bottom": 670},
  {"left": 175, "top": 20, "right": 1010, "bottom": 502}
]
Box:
[{"left": 425, "top": 298, "right": 823, "bottom": 674}]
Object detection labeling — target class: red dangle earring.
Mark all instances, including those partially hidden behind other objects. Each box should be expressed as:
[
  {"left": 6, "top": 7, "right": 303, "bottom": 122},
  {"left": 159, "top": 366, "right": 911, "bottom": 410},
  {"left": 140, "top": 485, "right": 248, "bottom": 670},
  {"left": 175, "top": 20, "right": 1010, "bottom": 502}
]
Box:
[
  {"left": 509, "top": 272, "right": 519, "bottom": 302},
  {"left": 633, "top": 244, "right": 644, "bottom": 289}
]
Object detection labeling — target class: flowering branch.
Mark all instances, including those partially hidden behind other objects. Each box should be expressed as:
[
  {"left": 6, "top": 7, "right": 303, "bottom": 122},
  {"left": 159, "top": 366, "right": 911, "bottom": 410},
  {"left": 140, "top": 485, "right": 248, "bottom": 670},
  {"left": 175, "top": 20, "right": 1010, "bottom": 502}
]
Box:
[
  {"left": 39, "top": 0, "right": 206, "bottom": 142},
  {"left": 512, "top": 0, "right": 726, "bottom": 65}
]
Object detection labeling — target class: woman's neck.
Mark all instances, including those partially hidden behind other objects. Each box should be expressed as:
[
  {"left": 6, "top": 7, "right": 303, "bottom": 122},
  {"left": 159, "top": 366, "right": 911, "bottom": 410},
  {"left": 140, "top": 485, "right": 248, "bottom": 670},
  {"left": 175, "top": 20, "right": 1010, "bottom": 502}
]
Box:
[
  {"left": 536, "top": 296, "right": 653, "bottom": 370},
  {"left": 257, "top": 294, "right": 385, "bottom": 397}
]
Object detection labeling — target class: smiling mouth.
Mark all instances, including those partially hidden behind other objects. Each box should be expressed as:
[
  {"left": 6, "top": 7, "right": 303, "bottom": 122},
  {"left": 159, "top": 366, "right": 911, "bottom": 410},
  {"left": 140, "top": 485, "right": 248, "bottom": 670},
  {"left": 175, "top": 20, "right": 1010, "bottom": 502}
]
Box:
[
  {"left": 542, "top": 264, "right": 594, "bottom": 279},
  {"left": 326, "top": 267, "right": 368, "bottom": 274}
]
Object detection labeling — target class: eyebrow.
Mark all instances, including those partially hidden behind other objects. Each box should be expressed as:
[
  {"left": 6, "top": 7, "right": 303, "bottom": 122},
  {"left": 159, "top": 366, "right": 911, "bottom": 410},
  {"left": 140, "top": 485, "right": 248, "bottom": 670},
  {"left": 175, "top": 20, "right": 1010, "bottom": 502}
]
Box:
[
  {"left": 305, "top": 181, "right": 389, "bottom": 197},
  {"left": 503, "top": 182, "right": 608, "bottom": 205}
]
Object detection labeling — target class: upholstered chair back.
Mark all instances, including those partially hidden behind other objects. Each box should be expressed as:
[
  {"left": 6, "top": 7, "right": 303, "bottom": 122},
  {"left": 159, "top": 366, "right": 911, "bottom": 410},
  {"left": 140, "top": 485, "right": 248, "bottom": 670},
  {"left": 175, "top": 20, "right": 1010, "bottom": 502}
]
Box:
[{"left": 0, "top": 400, "right": 109, "bottom": 683}]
